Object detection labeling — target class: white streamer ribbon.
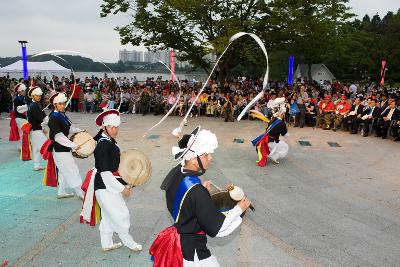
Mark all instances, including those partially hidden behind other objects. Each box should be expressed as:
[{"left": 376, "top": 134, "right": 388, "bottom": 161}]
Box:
[
  {"left": 173, "top": 32, "right": 270, "bottom": 135},
  {"left": 143, "top": 60, "right": 182, "bottom": 137}
]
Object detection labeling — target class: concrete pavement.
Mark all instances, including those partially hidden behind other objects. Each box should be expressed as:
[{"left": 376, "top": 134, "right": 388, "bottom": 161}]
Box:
[{"left": 0, "top": 113, "right": 400, "bottom": 266}]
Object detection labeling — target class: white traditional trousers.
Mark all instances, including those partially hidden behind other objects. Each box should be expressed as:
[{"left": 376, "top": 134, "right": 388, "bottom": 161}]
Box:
[
  {"left": 268, "top": 140, "right": 289, "bottom": 161},
  {"left": 96, "top": 189, "right": 137, "bottom": 249},
  {"left": 52, "top": 151, "right": 82, "bottom": 195},
  {"left": 15, "top": 118, "right": 27, "bottom": 148},
  {"left": 183, "top": 250, "right": 220, "bottom": 267},
  {"left": 30, "top": 130, "right": 46, "bottom": 168}
]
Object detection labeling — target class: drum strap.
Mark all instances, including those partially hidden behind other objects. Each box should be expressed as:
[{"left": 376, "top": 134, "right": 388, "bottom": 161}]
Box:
[
  {"left": 50, "top": 111, "right": 71, "bottom": 126},
  {"left": 172, "top": 176, "right": 201, "bottom": 223}
]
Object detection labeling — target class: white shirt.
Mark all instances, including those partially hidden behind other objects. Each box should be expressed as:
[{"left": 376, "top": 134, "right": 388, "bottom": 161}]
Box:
[
  {"left": 349, "top": 84, "right": 357, "bottom": 95},
  {"left": 121, "top": 92, "right": 131, "bottom": 103},
  {"left": 84, "top": 93, "right": 95, "bottom": 102},
  {"left": 387, "top": 108, "right": 395, "bottom": 120}
]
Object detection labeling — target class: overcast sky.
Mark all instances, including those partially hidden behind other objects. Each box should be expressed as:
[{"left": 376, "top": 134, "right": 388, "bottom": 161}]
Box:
[{"left": 1, "top": 0, "right": 399, "bottom": 62}]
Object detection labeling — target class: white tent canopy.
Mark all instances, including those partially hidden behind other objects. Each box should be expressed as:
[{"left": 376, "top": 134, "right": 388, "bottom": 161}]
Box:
[{"left": 0, "top": 60, "right": 70, "bottom": 73}]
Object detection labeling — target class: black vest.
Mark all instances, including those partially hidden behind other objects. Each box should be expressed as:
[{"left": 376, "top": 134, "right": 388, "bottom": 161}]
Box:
[
  {"left": 48, "top": 112, "right": 72, "bottom": 152},
  {"left": 27, "top": 102, "right": 47, "bottom": 131}
]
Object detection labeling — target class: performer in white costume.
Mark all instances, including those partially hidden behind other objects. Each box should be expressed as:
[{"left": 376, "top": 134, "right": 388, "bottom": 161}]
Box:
[
  {"left": 252, "top": 97, "right": 289, "bottom": 166},
  {"left": 150, "top": 126, "right": 251, "bottom": 267},
  {"left": 13, "top": 83, "right": 29, "bottom": 147},
  {"left": 80, "top": 109, "right": 142, "bottom": 252},
  {"left": 27, "top": 86, "right": 48, "bottom": 170},
  {"left": 47, "top": 92, "right": 84, "bottom": 199}
]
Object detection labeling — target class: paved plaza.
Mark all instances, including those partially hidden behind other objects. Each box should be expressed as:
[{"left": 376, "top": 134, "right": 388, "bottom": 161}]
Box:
[{"left": 0, "top": 113, "right": 400, "bottom": 267}]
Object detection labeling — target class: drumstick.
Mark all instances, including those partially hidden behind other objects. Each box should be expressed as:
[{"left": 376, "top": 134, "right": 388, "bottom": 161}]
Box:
[
  {"left": 211, "top": 182, "right": 255, "bottom": 211},
  {"left": 125, "top": 185, "right": 136, "bottom": 189},
  {"left": 210, "top": 181, "right": 222, "bottom": 191}
]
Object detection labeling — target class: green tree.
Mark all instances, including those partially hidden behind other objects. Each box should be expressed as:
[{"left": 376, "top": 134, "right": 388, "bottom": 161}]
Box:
[
  {"left": 261, "top": 0, "right": 354, "bottom": 81},
  {"left": 100, "top": 0, "right": 270, "bottom": 82}
]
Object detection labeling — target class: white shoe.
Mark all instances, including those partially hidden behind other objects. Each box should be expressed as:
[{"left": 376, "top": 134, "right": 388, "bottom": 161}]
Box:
[
  {"left": 129, "top": 242, "right": 142, "bottom": 252},
  {"left": 75, "top": 189, "right": 84, "bottom": 200},
  {"left": 57, "top": 193, "right": 75, "bottom": 199},
  {"left": 102, "top": 242, "right": 122, "bottom": 252},
  {"left": 268, "top": 155, "right": 279, "bottom": 164},
  {"left": 34, "top": 166, "right": 45, "bottom": 171}
]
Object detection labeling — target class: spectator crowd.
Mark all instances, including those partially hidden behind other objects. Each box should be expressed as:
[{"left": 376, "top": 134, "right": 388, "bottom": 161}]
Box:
[{"left": 1, "top": 73, "right": 399, "bottom": 142}]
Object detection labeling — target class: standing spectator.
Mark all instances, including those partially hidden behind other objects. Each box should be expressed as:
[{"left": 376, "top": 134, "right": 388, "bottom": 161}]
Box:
[
  {"left": 222, "top": 96, "right": 235, "bottom": 122},
  {"left": 140, "top": 87, "right": 151, "bottom": 115},
  {"left": 294, "top": 86, "right": 308, "bottom": 128},
  {"left": 70, "top": 79, "right": 81, "bottom": 112}
]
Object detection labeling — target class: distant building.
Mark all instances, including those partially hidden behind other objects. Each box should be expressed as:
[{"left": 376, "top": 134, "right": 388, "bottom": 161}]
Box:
[
  {"left": 118, "top": 48, "right": 212, "bottom": 69},
  {"left": 119, "top": 49, "right": 143, "bottom": 63},
  {"left": 294, "top": 64, "right": 336, "bottom": 82}
]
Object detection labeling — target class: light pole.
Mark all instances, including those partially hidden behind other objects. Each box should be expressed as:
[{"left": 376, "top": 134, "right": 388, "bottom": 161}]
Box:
[{"left": 18, "top": 40, "right": 28, "bottom": 80}]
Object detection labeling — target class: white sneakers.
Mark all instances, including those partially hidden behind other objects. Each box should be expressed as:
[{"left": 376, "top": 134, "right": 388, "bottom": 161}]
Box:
[
  {"left": 57, "top": 193, "right": 75, "bottom": 199},
  {"left": 102, "top": 242, "right": 123, "bottom": 252},
  {"left": 102, "top": 242, "right": 142, "bottom": 253},
  {"left": 268, "top": 155, "right": 279, "bottom": 164},
  {"left": 34, "top": 166, "right": 45, "bottom": 171},
  {"left": 129, "top": 242, "right": 143, "bottom": 252}
]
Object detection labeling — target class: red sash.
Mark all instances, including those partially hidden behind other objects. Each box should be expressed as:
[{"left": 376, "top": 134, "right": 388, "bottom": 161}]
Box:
[
  {"left": 149, "top": 227, "right": 206, "bottom": 267},
  {"left": 40, "top": 139, "right": 58, "bottom": 187},
  {"left": 80, "top": 168, "right": 101, "bottom": 226},
  {"left": 20, "top": 122, "right": 32, "bottom": 161},
  {"left": 9, "top": 111, "right": 20, "bottom": 141},
  {"left": 255, "top": 134, "right": 270, "bottom": 167},
  {"left": 149, "top": 226, "right": 183, "bottom": 267}
]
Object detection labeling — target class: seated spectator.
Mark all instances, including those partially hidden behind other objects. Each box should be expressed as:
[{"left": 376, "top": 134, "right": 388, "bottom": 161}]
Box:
[
  {"left": 222, "top": 97, "right": 235, "bottom": 122},
  {"left": 120, "top": 88, "right": 131, "bottom": 113},
  {"left": 332, "top": 96, "right": 351, "bottom": 131},
  {"left": 353, "top": 98, "right": 381, "bottom": 137},
  {"left": 316, "top": 95, "right": 335, "bottom": 130},
  {"left": 84, "top": 88, "right": 95, "bottom": 113},
  {"left": 175, "top": 95, "right": 186, "bottom": 117},
  {"left": 188, "top": 91, "right": 200, "bottom": 118},
  {"left": 376, "top": 100, "right": 400, "bottom": 139},
  {"left": 206, "top": 92, "right": 217, "bottom": 117},
  {"left": 305, "top": 98, "right": 316, "bottom": 126},
  {"left": 345, "top": 97, "right": 364, "bottom": 133}
]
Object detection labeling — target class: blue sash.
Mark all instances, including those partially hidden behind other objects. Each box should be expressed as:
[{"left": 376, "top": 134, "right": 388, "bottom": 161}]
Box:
[
  {"left": 172, "top": 176, "right": 201, "bottom": 223},
  {"left": 251, "top": 133, "right": 265, "bottom": 146},
  {"left": 266, "top": 119, "right": 282, "bottom": 133},
  {"left": 27, "top": 102, "right": 36, "bottom": 121},
  {"left": 50, "top": 111, "right": 71, "bottom": 125}
]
